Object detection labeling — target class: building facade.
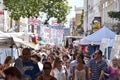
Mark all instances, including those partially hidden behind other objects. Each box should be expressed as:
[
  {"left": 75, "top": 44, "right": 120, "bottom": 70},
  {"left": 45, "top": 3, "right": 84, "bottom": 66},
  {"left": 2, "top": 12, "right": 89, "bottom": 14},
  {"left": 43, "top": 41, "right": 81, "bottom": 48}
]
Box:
[
  {"left": 100, "top": 0, "right": 120, "bottom": 27},
  {"left": 0, "top": 0, "right": 13, "bottom": 32},
  {"left": 69, "top": 7, "right": 83, "bottom": 36},
  {"left": 84, "top": 0, "right": 120, "bottom": 35},
  {"left": 75, "top": 7, "right": 83, "bottom": 26},
  {"left": 0, "top": 0, "right": 5, "bottom": 31}
]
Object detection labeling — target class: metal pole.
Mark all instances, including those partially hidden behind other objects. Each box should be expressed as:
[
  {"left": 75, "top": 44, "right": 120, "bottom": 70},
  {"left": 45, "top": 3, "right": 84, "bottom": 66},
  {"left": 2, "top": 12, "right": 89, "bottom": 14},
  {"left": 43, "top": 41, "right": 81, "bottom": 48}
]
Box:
[{"left": 86, "top": 0, "right": 88, "bottom": 35}]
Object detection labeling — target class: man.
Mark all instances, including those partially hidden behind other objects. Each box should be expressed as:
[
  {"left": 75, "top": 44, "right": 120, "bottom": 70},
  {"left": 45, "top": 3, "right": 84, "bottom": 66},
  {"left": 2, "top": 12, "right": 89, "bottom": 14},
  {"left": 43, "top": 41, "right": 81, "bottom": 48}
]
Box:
[
  {"left": 88, "top": 50, "right": 108, "bottom": 80},
  {"left": 14, "top": 48, "right": 40, "bottom": 80}
]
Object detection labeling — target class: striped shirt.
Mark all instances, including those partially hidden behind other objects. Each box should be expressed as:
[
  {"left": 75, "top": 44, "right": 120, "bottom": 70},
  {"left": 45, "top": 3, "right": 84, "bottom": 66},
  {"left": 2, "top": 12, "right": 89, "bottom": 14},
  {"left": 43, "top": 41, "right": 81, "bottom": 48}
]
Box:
[{"left": 88, "top": 59, "right": 107, "bottom": 80}]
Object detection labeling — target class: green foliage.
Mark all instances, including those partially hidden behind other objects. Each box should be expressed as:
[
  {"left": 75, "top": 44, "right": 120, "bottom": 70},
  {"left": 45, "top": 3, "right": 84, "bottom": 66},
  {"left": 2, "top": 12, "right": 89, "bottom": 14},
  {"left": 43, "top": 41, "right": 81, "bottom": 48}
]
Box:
[
  {"left": 80, "top": 10, "right": 84, "bottom": 26},
  {"left": 108, "top": 11, "right": 120, "bottom": 21},
  {"left": 3, "top": 0, "right": 70, "bottom": 23},
  {"left": 41, "top": 0, "right": 70, "bottom": 23}
]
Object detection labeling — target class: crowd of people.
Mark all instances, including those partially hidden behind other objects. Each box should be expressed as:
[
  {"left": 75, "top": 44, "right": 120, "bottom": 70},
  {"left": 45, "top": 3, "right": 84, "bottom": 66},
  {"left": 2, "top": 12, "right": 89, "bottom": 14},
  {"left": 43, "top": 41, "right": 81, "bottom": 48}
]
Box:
[{"left": 0, "top": 45, "right": 120, "bottom": 80}]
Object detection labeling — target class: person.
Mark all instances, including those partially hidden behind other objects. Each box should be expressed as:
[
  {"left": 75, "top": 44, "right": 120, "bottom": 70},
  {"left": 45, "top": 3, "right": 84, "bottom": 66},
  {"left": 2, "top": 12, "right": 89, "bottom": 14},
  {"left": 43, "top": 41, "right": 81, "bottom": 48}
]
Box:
[
  {"left": 36, "top": 62, "right": 57, "bottom": 80},
  {"left": 83, "top": 54, "right": 91, "bottom": 66},
  {"left": 108, "top": 58, "right": 118, "bottom": 79},
  {"left": 31, "top": 54, "right": 43, "bottom": 72},
  {"left": 62, "top": 55, "right": 70, "bottom": 65},
  {"left": 72, "top": 53, "right": 89, "bottom": 80},
  {"left": 0, "top": 64, "right": 5, "bottom": 79},
  {"left": 65, "top": 59, "right": 71, "bottom": 80},
  {"left": 47, "top": 54, "right": 55, "bottom": 68},
  {"left": 3, "top": 56, "right": 12, "bottom": 70},
  {"left": 88, "top": 50, "right": 108, "bottom": 80},
  {"left": 69, "top": 51, "right": 81, "bottom": 77},
  {"left": 3, "top": 67, "right": 21, "bottom": 80},
  {"left": 51, "top": 57, "right": 68, "bottom": 80},
  {"left": 0, "top": 56, "right": 13, "bottom": 79},
  {"left": 14, "top": 56, "right": 23, "bottom": 74},
  {"left": 14, "top": 48, "right": 40, "bottom": 80}
]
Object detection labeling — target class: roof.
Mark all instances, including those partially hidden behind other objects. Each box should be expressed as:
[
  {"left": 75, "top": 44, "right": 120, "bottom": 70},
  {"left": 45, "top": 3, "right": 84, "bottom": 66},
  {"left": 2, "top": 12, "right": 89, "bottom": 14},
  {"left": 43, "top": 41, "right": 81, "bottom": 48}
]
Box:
[{"left": 80, "top": 27, "right": 116, "bottom": 45}]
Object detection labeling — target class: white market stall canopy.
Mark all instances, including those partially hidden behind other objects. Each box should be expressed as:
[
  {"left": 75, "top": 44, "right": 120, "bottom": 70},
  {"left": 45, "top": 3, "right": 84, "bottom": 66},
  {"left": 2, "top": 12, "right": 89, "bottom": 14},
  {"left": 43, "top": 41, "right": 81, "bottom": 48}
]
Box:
[
  {"left": 13, "top": 37, "right": 39, "bottom": 50},
  {"left": 0, "top": 31, "right": 16, "bottom": 48},
  {"left": 80, "top": 27, "right": 116, "bottom": 45},
  {"left": 0, "top": 31, "right": 37, "bottom": 49},
  {"left": 0, "top": 37, "right": 16, "bottom": 48}
]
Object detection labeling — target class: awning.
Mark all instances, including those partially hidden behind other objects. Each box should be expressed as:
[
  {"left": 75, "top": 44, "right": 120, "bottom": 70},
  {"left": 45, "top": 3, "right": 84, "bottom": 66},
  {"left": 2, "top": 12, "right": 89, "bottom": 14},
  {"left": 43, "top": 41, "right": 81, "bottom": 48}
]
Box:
[
  {"left": 0, "top": 31, "right": 38, "bottom": 49},
  {"left": 0, "top": 31, "right": 17, "bottom": 48},
  {"left": 13, "top": 37, "right": 39, "bottom": 50}
]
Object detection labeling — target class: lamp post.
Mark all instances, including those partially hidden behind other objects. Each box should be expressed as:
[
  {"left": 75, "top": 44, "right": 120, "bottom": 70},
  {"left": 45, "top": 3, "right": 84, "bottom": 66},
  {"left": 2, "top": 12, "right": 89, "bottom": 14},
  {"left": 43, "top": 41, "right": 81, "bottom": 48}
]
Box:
[{"left": 86, "top": 0, "right": 88, "bottom": 36}]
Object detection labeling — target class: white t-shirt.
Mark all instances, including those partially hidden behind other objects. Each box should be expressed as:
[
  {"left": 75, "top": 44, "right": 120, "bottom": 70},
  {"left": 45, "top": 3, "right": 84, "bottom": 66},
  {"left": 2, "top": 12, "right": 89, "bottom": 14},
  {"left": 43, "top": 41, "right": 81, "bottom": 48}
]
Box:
[
  {"left": 38, "top": 62, "right": 43, "bottom": 71},
  {"left": 53, "top": 67, "right": 66, "bottom": 80}
]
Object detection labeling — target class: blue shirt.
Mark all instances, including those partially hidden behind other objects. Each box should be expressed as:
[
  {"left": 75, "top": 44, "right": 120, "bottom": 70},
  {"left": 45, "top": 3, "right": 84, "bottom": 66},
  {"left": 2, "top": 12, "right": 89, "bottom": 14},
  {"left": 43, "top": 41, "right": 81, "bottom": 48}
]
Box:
[
  {"left": 88, "top": 59, "right": 107, "bottom": 80},
  {"left": 22, "top": 60, "right": 40, "bottom": 80},
  {"left": 69, "top": 60, "right": 77, "bottom": 75}
]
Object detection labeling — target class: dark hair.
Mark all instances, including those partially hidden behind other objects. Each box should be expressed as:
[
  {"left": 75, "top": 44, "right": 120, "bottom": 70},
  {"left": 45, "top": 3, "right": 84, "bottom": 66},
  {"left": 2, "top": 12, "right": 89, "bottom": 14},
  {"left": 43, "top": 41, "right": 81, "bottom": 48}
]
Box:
[
  {"left": 31, "top": 54, "right": 41, "bottom": 61},
  {"left": 22, "top": 48, "right": 31, "bottom": 55},
  {"left": 62, "top": 55, "right": 69, "bottom": 60},
  {"left": 77, "top": 53, "right": 85, "bottom": 64},
  {"left": 42, "top": 58, "right": 47, "bottom": 64},
  {"left": 53, "top": 57, "right": 62, "bottom": 69},
  {"left": 98, "top": 50, "right": 102, "bottom": 57},
  {"left": 43, "top": 62, "right": 52, "bottom": 70},
  {"left": 4, "top": 67, "right": 21, "bottom": 80}
]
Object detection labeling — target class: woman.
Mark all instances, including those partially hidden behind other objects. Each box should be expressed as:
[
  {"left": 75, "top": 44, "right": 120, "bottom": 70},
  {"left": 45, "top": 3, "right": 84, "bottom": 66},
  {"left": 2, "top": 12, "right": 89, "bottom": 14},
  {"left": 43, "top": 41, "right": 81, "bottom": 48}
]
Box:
[
  {"left": 108, "top": 58, "right": 118, "bottom": 79},
  {"left": 51, "top": 57, "right": 68, "bottom": 80},
  {"left": 36, "top": 62, "right": 56, "bottom": 80},
  {"left": 3, "top": 56, "right": 12, "bottom": 70},
  {"left": 72, "top": 53, "right": 89, "bottom": 80},
  {"left": 47, "top": 54, "right": 55, "bottom": 68}
]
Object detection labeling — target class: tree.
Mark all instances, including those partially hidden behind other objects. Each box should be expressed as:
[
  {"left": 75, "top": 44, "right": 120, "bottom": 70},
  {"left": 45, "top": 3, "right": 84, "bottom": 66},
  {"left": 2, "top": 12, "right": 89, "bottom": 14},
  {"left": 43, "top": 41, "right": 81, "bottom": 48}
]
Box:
[
  {"left": 41, "top": 0, "right": 70, "bottom": 23},
  {"left": 3, "top": 0, "right": 70, "bottom": 23},
  {"left": 108, "top": 11, "right": 120, "bottom": 21},
  {"left": 108, "top": 11, "right": 120, "bottom": 34}
]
